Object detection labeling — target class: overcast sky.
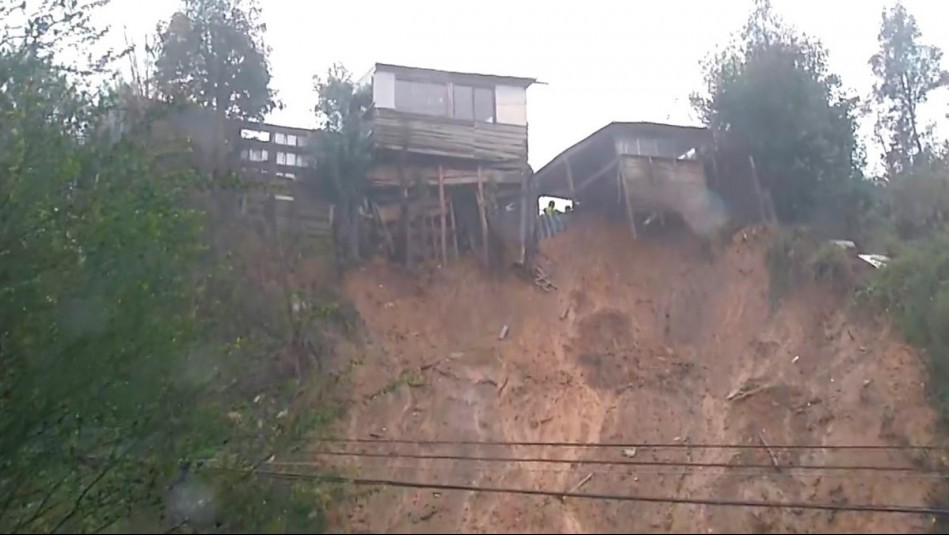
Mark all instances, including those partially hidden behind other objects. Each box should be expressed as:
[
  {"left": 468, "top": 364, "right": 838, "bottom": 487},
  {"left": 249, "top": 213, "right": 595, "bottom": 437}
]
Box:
[{"left": 99, "top": 0, "right": 949, "bottom": 169}]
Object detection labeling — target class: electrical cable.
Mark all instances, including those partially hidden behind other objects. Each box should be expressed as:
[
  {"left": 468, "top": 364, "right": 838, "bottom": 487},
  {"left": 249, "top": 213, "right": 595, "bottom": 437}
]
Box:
[
  {"left": 246, "top": 469, "right": 949, "bottom": 516},
  {"left": 313, "top": 437, "right": 949, "bottom": 450},
  {"left": 267, "top": 460, "right": 949, "bottom": 480},
  {"left": 307, "top": 449, "right": 942, "bottom": 473}
]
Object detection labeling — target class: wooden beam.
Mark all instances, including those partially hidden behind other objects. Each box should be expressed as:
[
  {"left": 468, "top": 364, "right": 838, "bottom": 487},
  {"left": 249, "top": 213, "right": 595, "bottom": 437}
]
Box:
[
  {"left": 449, "top": 196, "right": 459, "bottom": 258},
  {"left": 748, "top": 155, "right": 770, "bottom": 224},
  {"left": 574, "top": 158, "right": 619, "bottom": 194},
  {"left": 564, "top": 155, "right": 576, "bottom": 196},
  {"left": 477, "top": 166, "right": 488, "bottom": 265},
  {"left": 620, "top": 162, "right": 638, "bottom": 239},
  {"left": 438, "top": 165, "right": 447, "bottom": 264}
]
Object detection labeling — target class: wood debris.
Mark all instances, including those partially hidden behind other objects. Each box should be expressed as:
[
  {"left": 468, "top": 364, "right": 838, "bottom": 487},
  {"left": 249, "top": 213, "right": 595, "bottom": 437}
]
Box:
[
  {"left": 498, "top": 324, "right": 509, "bottom": 340},
  {"left": 561, "top": 473, "right": 593, "bottom": 502},
  {"left": 726, "top": 382, "right": 768, "bottom": 402},
  {"left": 759, "top": 431, "right": 781, "bottom": 471}
]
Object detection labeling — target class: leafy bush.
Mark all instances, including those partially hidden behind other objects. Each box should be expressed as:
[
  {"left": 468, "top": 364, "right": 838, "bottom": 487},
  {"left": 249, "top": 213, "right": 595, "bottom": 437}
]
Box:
[
  {"left": 807, "top": 242, "right": 853, "bottom": 288},
  {"left": 766, "top": 228, "right": 814, "bottom": 305},
  {"left": 767, "top": 228, "right": 855, "bottom": 305},
  {"left": 861, "top": 235, "right": 949, "bottom": 419}
]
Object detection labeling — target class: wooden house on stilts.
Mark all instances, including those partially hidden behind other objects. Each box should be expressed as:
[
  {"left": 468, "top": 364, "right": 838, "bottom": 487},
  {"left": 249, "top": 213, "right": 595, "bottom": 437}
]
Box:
[{"left": 360, "top": 63, "right": 537, "bottom": 268}]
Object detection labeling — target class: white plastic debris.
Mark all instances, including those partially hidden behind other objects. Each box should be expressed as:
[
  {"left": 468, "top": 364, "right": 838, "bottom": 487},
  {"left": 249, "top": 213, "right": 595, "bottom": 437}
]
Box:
[{"left": 857, "top": 254, "right": 890, "bottom": 269}]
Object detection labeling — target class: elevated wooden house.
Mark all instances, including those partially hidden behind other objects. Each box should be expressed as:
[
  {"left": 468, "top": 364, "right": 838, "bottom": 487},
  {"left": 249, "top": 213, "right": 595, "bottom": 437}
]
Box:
[
  {"left": 533, "top": 122, "right": 768, "bottom": 240},
  {"left": 360, "top": 63, "right": 537, "bottom": 266}
]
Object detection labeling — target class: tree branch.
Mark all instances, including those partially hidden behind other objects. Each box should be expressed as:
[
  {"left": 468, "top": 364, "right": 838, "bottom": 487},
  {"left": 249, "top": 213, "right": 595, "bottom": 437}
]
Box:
[
  {"left": 11, "top": 472, "right": 73, "bottom": 532},
  {"left": 49, "top": 460, "right": 117, "bottom": 533}
]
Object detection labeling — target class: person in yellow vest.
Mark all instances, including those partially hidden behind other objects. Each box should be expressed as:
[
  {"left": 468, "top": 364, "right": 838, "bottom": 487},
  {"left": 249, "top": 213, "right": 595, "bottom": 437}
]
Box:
[{"left": 544, "top": 200, "right": 557, "bottom": 216}]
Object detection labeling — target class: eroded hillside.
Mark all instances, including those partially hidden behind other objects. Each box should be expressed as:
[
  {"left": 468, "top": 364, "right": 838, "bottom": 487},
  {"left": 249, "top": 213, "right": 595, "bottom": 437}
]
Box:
[{"left": 331, "top": 216, "right": 941, "bottom": 533}]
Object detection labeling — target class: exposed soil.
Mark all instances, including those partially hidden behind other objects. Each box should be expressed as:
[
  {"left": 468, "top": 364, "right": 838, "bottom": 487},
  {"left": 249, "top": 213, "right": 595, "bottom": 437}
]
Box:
[{"left": 331, "top": 216, "right": 942, "bottom": 533}]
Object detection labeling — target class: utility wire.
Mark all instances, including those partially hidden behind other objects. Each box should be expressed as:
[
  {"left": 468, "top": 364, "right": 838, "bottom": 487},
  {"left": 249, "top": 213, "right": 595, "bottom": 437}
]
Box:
[
  {"left": 315, "top": 437, "right": 949, "bottom": 451},
  {"left": 268, "top": 460, "right": 949, "bottom": 480},
  {"left": 247, "top": 470, "right": 949, "bottom": 516},
  {"left": 308, "top": 450, "right": 941, "bottom": 473}
]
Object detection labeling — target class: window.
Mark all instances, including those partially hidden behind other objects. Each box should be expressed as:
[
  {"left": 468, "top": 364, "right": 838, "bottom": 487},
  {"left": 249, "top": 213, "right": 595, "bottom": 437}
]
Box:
[
  {"left": 394, "top": 79, "right": 496, "bottom": 123},
  {"left": 275, "top": 132, "right": 299, "bottom": 146},
  {"left": 277, "top": 152, "right": 297, "bottom": 166},
  {"left": 394, "top": 79, "right": 448, "bottom": 117},
  {"left": 240, "top": 128, "right": 269, "bottom": 142},
  {"left": 473, "top": 87, "right": 494, "bottom": 123},
  {"left": 452, "top": 85, "right": 474, "bottom": 121},
  {"left": 242, "top": 148, "right": 268, "bottom": 162},
  {"left": 275, "top": 171, "right": 297, "bottom": 179}
]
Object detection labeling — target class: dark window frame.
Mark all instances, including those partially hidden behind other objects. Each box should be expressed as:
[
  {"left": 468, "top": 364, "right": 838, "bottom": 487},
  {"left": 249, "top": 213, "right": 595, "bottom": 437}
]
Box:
[{"left": 393, "top": 76, "right": 496, "bottom": 124}]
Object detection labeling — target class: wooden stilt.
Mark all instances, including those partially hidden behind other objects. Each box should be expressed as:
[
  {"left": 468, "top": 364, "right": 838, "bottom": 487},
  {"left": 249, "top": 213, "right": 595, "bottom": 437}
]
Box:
[
  {"left": 449, "top": 196, "right": 459, "bottom": 259},
  {"left": 372, "top": 201, "right": 394, "bottom": 256},
  {"left": 748, "top": 155, "right": 770, "bottom": 224},
  {"left": 438, "top": 165, "right": 447, "bottom": 264},
  {"left": 428, "top": 212, "right": 438, "bottom": 261},
  {"left": 477, "top": 166, "right": 488, "bottom": 265},
  {"left": 619, "top": 161, "right": 637, "bottom": 239}
]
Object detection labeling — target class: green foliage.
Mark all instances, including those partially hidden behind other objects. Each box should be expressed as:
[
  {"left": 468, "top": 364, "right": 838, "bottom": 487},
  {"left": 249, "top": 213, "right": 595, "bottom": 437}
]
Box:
[
  {"left": 870, "top": 3, "right": 948, "bottom": 175},
  {"left": 313, "top": 63, "right": 373, "bottom": 204},
  {"left": 693, "top": 0, "right": 862, "bottom": 223},
  {"left": 860, "top": 235, "right": 949, "bottom": 420},
  {"left": 767, "top": 228, "right": 853, "bottom": 305},
  {"left": 806, "top": 242, "right": 853, "bottom": 288},
  {"left": 886, "top": 158, "right": 949, "bottom": 240},
  {"left": 1, "top": 2, "right": 336, "bottom": 532},
  {"left": 766, "top": 228, "right": 811, "bottom": 305},
  {"left": 313, "top": 63, "right": 374, "bottom": 266},
  {"left": 0, "top": 48, "right": 210, "bottom": 532},
  {"left": 153, "top": 0, "right": 275, "bottom": 120}
]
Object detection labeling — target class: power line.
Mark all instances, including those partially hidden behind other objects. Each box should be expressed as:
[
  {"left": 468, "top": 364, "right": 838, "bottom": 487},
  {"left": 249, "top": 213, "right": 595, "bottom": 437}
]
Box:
[
  {"left": 308, "top": 450, "right": 941, "bottom": 473},
  {"left": 268, "top": 460, "right": 949, "bottom": 480},
  {"left": 315, "top": 437, "right": 949, "bottom": 451},
  {"left": 248, "top": 470, "right": 949, "bottom": 516}
]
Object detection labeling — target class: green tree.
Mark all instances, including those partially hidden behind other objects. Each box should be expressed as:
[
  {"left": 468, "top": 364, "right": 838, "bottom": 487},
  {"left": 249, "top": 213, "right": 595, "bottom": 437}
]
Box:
[
  {"left": 313, "top": 63, "right": 373, "bottom": 266},
  {"left": 0, "top": 32, "right": 209, "bottom": 535},
  {"left": 153, "top": 0, "right": 275, "bottom": 120},
  {"left": 692, "top": 0, "right": 862, "bottom": 223},
  {"left": 870, "top": 3, "right": 948, "bottom": 175},
  {"left": 1, "top": 2, "right": 332, "bottom": 532}
]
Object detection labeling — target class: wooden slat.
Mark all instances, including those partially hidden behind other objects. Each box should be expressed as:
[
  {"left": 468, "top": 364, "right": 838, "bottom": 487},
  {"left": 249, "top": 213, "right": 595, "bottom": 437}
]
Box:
[
  {"left": 439, "top": 165, "right": 447, "bottom": 264},
  {"left": 372, "top": 108, "right": 527, "bottom": 163}
]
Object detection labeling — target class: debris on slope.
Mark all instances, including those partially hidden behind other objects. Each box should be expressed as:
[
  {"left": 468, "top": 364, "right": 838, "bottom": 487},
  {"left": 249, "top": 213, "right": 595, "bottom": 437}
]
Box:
[{"left": 335, "top": 219, "right": 940, "bottom": 534}]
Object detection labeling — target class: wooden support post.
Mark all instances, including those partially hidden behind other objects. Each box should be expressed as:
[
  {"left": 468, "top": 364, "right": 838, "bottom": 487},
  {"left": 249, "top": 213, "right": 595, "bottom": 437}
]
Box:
[
  {"left": 564, "top": 156, "right": 575, "bottom": 197},
  {"left": 518, "top": 172, "right": 528, "bottom": 266},
  {"left": 449, "top": 197, "right": 459, "bottom": 258},
  {"left": 619, "top": 162, "right": 638, "bottom": 239},
  {"left": 748, "top": 155, "right": 770, "bottom": 224},
  {"left": 477, "top": 166, "right": 488, "bottom": 265},
  {"left": 429, "top": 213, "right": 438, "bottom": 260},
  {"left": 438, "top": 165, "right": 447, "bottom": 264},
  {"left": 372, "top": 201, "right": 395, "bottom": 256}
]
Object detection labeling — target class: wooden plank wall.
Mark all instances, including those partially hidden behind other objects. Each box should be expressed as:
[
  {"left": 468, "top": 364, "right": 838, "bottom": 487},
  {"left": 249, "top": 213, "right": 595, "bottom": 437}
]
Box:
[
  {"left": 372, "top": 108, "right": 528, "bottom": 163},
  {"left": 620, "top": 156, "right": 708, "bottom": 216},
  {"left": 368, "top": 162, "right": 523, "bottom": 188}
]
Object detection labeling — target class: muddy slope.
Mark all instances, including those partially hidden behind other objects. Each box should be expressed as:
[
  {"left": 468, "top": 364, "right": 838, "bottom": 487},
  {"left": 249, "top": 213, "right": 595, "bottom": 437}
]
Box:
[{"left": 335, "top": 219, "right": 939, "bottom": 533}]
